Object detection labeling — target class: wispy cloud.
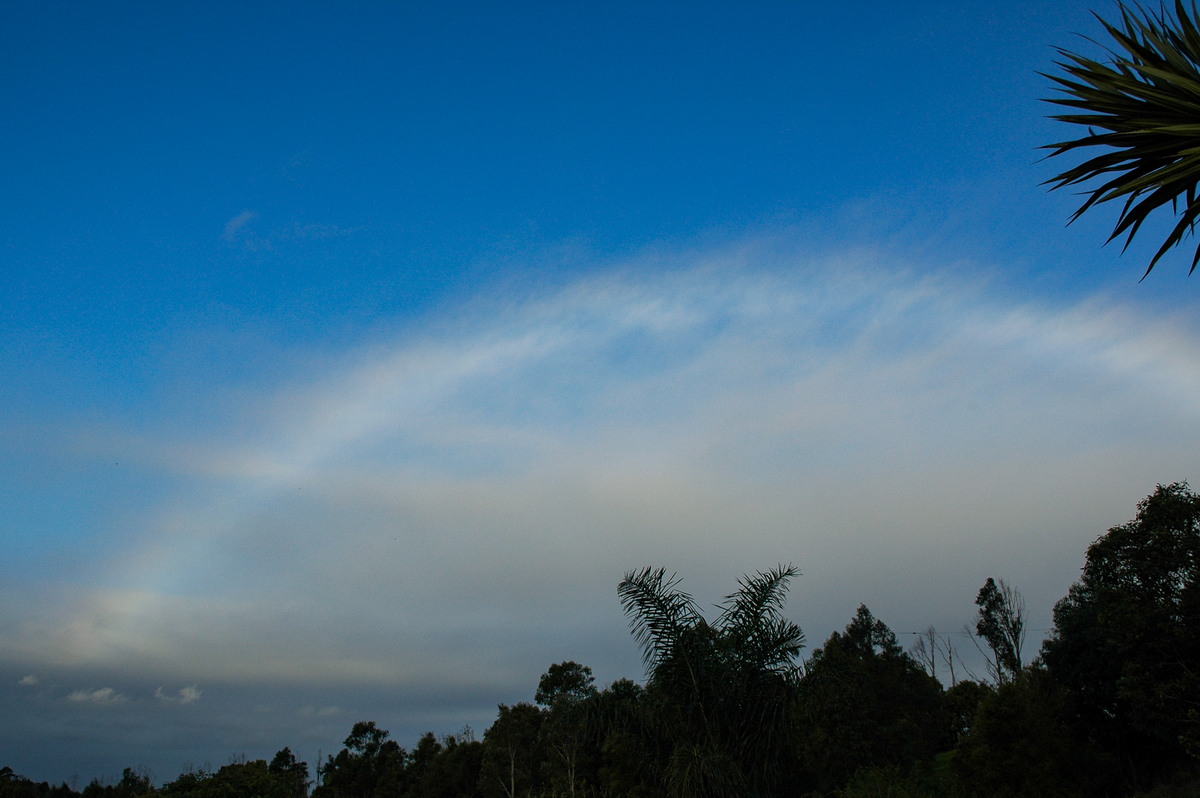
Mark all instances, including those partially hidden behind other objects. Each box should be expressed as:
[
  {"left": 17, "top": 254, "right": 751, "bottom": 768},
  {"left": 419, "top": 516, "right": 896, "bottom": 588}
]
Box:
[
  {"left": 6, "top": 241, "right": 1200, "bottom": 698},
  {"left": 18, "top": 674, "right": 38, "bottom": 686},
  {"left": 221, "top": 210, "right": 258, "bottom": 243},
  {"left": 155, "top": 685, "right": 201, "bottom": 704},
  {"left": 219, "top": 210, "right": 352, "bottom": 250},
  {"left": 67, "top": 687, "right": 128, "bottom": 705}
]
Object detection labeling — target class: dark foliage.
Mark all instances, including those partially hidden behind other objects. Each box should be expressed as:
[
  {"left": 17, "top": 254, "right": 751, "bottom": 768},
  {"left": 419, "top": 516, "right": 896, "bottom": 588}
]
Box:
[
  {"left": 0, "top": 768, "right": 79, "bottom": 798},
  {"left": 953, "top": 667, "right": 1107, "bottom": 797},
  {"left": 1042, "top": 481, "right": 1200, "bottom": 788},
  {"left": 797, "top": 605, "right": 946, "bottom": 793},
  {"left": 619, "top": 565, "right": 804, "bottom": 797},
  {"left": 11, "top": 484, "right": 1200, "bottom": 798}
]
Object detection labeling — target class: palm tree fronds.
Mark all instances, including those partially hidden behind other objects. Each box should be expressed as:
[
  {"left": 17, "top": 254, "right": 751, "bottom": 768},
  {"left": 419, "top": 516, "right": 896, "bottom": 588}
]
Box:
[
  {"left": 618, "top": 565, "right": 805, "bottom": 796},
  {"left": 715, "top": 564, "right": 804, "bottom": 674},
  {"left": 1043, "top": 0, "right": 1200, "bottom": 276},
  {"left": 618, "top": 567, "right": 703, "bottom": 674}
]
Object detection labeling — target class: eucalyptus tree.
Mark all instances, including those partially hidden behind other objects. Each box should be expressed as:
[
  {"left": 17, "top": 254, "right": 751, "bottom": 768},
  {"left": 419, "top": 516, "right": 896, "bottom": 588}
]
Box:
[
  {"left": 617, "top": 565, "right": 804, "bottom": 798},
  {"left": 162, "top": 759, "right": 308, "bottom": 798},
  {"left": 1041, "top": 482, "right": 1200, "bottom": 785},
  {"left": 796, "top": 605, "right": 944, "bottom": 793},
  {"left": 479, "top": 703, "right": 544, "bottom": 798},
  {"left": 535, "top": 662, "right": 598, "bottom": 798},
  {"left": 314, "top": 721, "right": 407, "bottom": 798},
  {"left": 1043, "top": 1, "right": 1200, "bottom": 276},
  {"left": 974, "top": 577, "right": 1026, "bottom": 684}
]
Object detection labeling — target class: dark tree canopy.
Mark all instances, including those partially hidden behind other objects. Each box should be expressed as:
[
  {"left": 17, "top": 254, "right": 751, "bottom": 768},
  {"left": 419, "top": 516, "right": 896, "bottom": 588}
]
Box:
[
  {"left": 1042, "top": 482, "right": 1200, "bottom": 781},
  {"left": 618, "top": 565, "right": 804, "bottom": 798},
  {"left": 162, "top": 759, "right": 307, "bottom": 798},
  {"left": 478, "top": 703, "right": 544, "bottom": 798},
  {"left": 953, "top": 667, "right": 1106, "bottom": 798},
  {"left": 314, "top": 721, "right": 408, "bottom": 798},
  {"left": 535, "top": 661, "right": 597, "bottom": 708},
  {"left": 797, "top": 605, "right": 946, "bottom": 792},
  {"left": 14, "top": 488, "right": 1200, "bottom": 798}
]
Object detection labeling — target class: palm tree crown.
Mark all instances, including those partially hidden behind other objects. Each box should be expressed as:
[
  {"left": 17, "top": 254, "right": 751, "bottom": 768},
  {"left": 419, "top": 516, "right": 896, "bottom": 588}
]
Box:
[
  {"left": 1043, "top": 0, "right": 1200, "bottom": 276},
  {"left": 617, "top": 565, "right": 804, "bottom": 798}
]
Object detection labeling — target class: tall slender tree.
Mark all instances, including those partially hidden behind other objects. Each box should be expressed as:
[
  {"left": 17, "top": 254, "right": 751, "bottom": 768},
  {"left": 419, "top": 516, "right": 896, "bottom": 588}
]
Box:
[{"left": 974, "top": 577, "right": 1026, "bottom": 684}]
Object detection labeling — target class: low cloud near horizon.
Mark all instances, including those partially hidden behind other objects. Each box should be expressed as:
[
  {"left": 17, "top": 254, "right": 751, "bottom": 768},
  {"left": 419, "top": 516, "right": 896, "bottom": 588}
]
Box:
[{"left": 3, "top": 237, "right": 1198, "bottom": 780}]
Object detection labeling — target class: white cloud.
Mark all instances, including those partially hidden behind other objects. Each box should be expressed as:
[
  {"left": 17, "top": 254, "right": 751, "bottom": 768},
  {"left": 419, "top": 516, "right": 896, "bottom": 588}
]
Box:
[
  {"left": 67, "top": 687, "right": 128, "bottom": 705},
  {"left": 7, "top": 242, "right": 1200, "bottom": 696},
  {"left": 155, "top": 685, "right": 201, "bottom": 704},
  {"left": 18, "top": 674, "right": 37, "bottom": 686}
]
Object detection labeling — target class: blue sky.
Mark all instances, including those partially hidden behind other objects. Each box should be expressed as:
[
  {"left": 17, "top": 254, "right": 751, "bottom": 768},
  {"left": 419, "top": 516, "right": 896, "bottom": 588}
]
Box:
[{"left": 4, "top": 0, "right": 1200, "bottom": 784}]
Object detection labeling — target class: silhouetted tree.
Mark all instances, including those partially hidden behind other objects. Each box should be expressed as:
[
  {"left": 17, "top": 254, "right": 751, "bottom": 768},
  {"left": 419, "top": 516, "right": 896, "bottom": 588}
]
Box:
[
  {"left": 942, "top": 680, "right": 992, "bottom": 745},
  {"left": 618, "top": 565, "right": 804, "bottom": 797},
  {"left": 479, "top": 704, "right": 543, "bottom": 798},
  {"left": 408, "top": 731, "right": 481, "bottom": 798},
  {"left": 953, "top": 667, "right": 1106, "bottom": 798},
  {"left": 163, "top": 759, "right": 305, "bottom": 798},
  {"left": 797, "top": 605, "right": 944, "bottom": 793},
  {"left": 974, "top": 577, "right": 1025, "bottom": 684},
  {"left": 269, "top": 749, "right": 310, "bottom": 798},
  {"left": 589, "top": 679, "right": 662, "bottom": 798},
  {"left": 533, "top": 662, "right": 599, "bottom": 798},
  {"left": 535, "top": 661, "right": 596, "bottom": 708},
  {"left": 82, "top": 770, "right": 151, "bottom": 798},
  {"left": 315, "top": 721, "right": 407, "bottom": 798},
  {"left": 1042, "top": 482, "right": 1200, "bottom": 787},
  {"left": 0, "top": 768, "right": 79, "bottom": 798}
]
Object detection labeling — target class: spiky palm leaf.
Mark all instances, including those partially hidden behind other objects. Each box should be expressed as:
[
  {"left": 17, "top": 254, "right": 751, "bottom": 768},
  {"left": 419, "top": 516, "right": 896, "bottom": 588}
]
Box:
[
  {"left": 1043, "top": 0, "right": 1200, "bottom": 276},
  {"left": 619, "top": 566, "right": 804, "bottom": 797},
  {"left": 618, "top": 567, "right": 703, "bottom": 674},
  {"left": 715, "top": 564, "right": 804, "bottom": 678}
]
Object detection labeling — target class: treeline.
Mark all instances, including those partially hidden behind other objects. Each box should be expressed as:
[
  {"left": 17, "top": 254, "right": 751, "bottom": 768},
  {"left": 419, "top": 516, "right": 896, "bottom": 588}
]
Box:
[{"left": 5, "top": 482, "right": 1199, "bottom": 797}]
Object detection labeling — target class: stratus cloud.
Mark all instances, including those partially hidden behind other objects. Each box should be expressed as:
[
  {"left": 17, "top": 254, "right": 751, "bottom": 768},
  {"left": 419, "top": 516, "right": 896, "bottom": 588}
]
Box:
[
  {"left": 67, "top": 687, "right": 128, "bottom": 705},
  {"left": 9, "top": 243, "right": 1200, "bottom": 695}
]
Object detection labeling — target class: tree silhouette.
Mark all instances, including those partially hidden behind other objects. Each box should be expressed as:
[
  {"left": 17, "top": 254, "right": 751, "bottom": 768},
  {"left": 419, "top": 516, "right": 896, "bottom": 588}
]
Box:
[
  {"left": 618, "top": 566, "right": 803, "bottom": 798},
  {"left": 974, "top": 577, "right": 1026, "bottom": 684},
  {"left": 1042, "top": 482, "right": 1200, "bottom": 785},
  {"left": 797, "top": 605, "right": 944, "bottom": 792}
]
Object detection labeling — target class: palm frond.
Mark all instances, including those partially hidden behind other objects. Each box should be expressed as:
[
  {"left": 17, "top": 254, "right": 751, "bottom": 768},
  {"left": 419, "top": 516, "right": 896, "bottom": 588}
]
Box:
[
  {"left": 716, "top": 564, "right": 797, "bottom": 631},
  {"left": 1042, "top": 0, "right": 1200, "bottom": 276},
  {"left": 716, "top": 565, "right": 804, "bottom": 675},
  {"left": 618, "top": 567, "right": 703, "bottom": 674}
]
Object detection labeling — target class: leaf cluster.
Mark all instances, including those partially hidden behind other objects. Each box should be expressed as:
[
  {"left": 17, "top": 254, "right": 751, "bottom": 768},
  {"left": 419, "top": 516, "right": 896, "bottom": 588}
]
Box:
[{"left": 1043, "top": 0, "right": 1200, "bottom": 275}]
